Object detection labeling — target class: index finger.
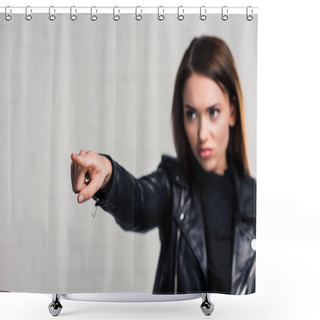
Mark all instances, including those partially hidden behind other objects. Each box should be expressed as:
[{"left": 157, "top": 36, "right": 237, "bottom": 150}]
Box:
[{"left": 71, "top": 152, "right": 91, "bottom": 169}]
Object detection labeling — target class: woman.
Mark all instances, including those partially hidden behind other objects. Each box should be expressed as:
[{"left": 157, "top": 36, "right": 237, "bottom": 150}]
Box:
[{"left": 71, "top": 36, "right": 256, "bottom": 295}]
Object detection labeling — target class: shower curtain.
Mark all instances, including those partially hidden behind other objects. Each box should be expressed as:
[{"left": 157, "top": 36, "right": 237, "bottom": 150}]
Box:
[{"left": 0, "top": 7, "right": 257, "bottom": 295}]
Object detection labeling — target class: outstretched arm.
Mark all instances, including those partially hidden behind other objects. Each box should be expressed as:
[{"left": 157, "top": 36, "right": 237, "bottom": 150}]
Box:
[
  {"left": 71, "top": 150, "right": 172, "bottom": 232},
  {"left": 96, "top": 157, "right": 173, "bottom": 232}
]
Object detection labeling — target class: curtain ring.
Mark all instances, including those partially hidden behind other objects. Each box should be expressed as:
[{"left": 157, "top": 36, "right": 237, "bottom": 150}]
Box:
[
  {"left": 49, "top": 6, "right": 56, "bottom": 21},
  {"left": 200, "top": 6, "right": 207, "bottom": 21},
  {"left": 246, "top": 6, "right": 253, "bottom": 21},
  {"left": 4, "top": 6, "right": 12, "bottom": 21},
  {"left": 221, "top": 6, "right": 228, "bottom": 21},
  {"left": 25, "top": 6, "right": 32, "bottom": 21},
  {"left": 177, "top": 6, "right": 184, "bottom": 21},
  {"left": 113, "top": 6, "right": 120, "bottom": 21},
  {"left": 135, "top": 6, "right": 142, "bottom": 21},
  {"left": 157, "top": 6, "right": 164, "bottom": 21},
  {"left": 91, "top": 6, "right": 97, "bottom": 21},
  {"left": 70, "top": 6, "right": 77, "bottom": 21}
]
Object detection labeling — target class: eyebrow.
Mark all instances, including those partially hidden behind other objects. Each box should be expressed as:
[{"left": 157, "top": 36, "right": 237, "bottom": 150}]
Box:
[{"left": 184, "top": 104, "right": 220, "bottom": 111}]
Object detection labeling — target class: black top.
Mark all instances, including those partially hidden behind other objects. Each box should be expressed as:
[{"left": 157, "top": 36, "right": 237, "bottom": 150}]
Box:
[{"left": 192, "top": 159, "right": 235, "bottom": 293}]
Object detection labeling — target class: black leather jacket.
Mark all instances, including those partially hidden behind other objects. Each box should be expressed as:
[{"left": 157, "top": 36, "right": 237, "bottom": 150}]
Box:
[{"left": 96, "top": 155, "right": 256, "bottom": 295}]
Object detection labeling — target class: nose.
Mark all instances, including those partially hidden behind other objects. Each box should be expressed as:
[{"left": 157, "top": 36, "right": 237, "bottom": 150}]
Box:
[{"left": 198, "top": 116, "right": 209, "bottom": 143}]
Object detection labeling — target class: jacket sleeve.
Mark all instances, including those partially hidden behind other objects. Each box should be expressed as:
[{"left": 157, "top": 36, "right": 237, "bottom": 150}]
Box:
[{"left": 95, "top": 155, "right": 173, "bottom": 233}]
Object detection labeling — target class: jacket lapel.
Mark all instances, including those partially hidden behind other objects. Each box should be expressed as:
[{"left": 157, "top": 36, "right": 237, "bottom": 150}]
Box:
[
  {"left": 173, "top": 185, "right": 208, "bottom": 284},
  {"left": 231, "top": 167, "right": 256, "bottom": 294}
]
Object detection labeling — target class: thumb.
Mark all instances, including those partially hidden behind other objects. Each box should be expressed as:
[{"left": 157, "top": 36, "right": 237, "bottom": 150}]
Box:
[{"left": 78, "top": 177, "right": 101, "bottom": 204}]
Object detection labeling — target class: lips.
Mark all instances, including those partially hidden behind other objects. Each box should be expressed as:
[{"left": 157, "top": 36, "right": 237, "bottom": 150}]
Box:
[{"left": 198, "top": 147, "right": 213, "bottom": 159}]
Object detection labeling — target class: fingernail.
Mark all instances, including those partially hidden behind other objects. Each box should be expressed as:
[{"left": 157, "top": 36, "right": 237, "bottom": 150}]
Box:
[{"left": 79, "top": 195, "right": 85, "bottom": 203}]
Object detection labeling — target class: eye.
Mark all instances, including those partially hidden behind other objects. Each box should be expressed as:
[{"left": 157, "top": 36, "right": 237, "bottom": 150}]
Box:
[
  {"left": 186, "top": 110, "right": 197, "bottom": 120},
  {"left": 209, "top": 108, "right": 219, "bottom": 119}
]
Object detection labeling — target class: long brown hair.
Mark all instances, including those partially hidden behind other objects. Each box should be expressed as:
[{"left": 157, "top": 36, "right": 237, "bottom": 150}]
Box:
[{"left": 171, "top": 36, "right": 250, "bottom": 177}]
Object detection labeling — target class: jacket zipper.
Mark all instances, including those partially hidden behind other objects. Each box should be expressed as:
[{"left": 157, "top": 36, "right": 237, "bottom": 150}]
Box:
[{"left": 174, "top": 189, "right": 185, "bottom": 294}]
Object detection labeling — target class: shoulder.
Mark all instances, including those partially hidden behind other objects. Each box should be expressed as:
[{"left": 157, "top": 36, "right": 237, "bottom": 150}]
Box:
[
  {"left": 232, "top": 165, "right": 256, "bottom": 219},
  {"left": 158, "top": 155, "right": 178, "bottom": 170},
  {"left": 158, "top": 155, "right": 189, "bottom": 188},
  {"left": 233, "top": 165, "right": 256, "bottom": 197},
  {"left": 229, "top": 158, "right": 256, "bottom": 188},
  {"left": 237, "top": 172, "right": 256, "bottom": 190}
]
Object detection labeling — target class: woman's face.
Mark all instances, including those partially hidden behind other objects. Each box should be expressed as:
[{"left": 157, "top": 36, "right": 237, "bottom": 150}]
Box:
[{"left": 183, "top": 73, "right": 236, "bottom": 175}]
